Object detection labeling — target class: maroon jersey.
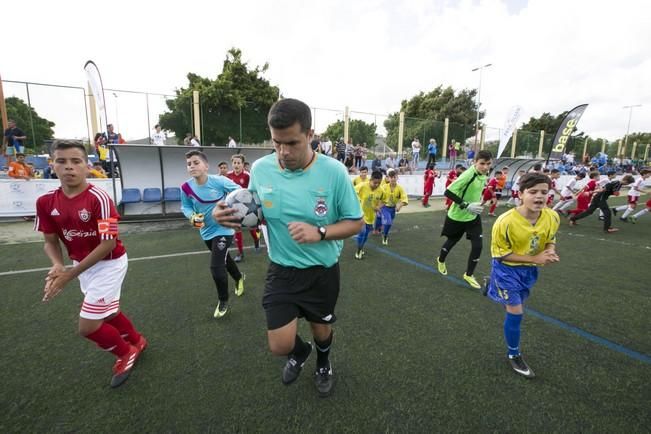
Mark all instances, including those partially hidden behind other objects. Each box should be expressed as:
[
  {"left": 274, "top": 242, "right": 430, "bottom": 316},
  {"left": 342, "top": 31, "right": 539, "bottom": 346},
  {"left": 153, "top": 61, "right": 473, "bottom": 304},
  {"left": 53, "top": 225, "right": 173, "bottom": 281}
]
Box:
[
  {"left": 226, "top": 170, "right": 250, "bottom": 188},
  {"left": 486, "top": 177, "right": 498, "bottom": 191},
  {"left": 34, "top": 184, "right": 125, "bottom": 262},
  {"left": 424, "top": 169, "right": 435, "bottom": 188},
  {"left": 445, "top": 170, "right": 458, "bottom": 187}
]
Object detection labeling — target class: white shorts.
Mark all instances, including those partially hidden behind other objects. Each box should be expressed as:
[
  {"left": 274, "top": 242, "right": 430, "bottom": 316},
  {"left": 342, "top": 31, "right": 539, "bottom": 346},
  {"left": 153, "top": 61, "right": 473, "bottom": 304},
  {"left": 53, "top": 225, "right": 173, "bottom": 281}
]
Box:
[{"left": 76, "top": 254, "right": 128, "bottom": 320}]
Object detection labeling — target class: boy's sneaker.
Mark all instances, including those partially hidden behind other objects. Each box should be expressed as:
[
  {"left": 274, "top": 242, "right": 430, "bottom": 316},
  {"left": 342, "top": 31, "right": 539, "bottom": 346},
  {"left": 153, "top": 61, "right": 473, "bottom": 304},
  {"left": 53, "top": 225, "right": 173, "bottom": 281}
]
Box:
[
  {"left": 314, "top": 362, "right": 335, "bottom": 397},
  {"left": 110, "top": 345, "right": 140, "bottom": 388},
  {"left": 619, "top": 217, "right": 627, "bottom": 222},
  {"left": 235, "top": 273, "right": 245, "bottom": 297},
  {"left": 234, "top": 254, "right": 243, "bottom": 263},
  {"left": 463, "top": 273, "right": 481, "bottom": 289},
  {"left": 282, "top": 343, "right": 312, "bottom": 385},
  {"left": 481, "top": 276, "right": 490, "bottom": 296},
  {"left": 354, "top": 250, "right": 363, "bottom": 260},
  {"left": 133, "top": 335, "right": 148, "bottom": 353},
  {"left": 213, "top": 300, "right": 229, "bottom": 318},
  {"left": 382, "top": 236, "right": 388, "bottom": 246},
  {"left": 605, "top": 227, "right": 619, "bottom": 233},
  {"left": 488, "top": 213, "right": 496, "bottom": 217},
  {"left": 508, "top": 354, "right": 535, "bottom": 378},
  {"left": 254, "top": 239, "right": 260, "bottom": 251},
  {"left": 568, "top": 219, "right": 577, "bottom": 226},
  {"left": 436, "top": 257, "right": 447, "bottom": 275},
  {"left": 611, "top": 208, "right": 618, "bottom": 216}
]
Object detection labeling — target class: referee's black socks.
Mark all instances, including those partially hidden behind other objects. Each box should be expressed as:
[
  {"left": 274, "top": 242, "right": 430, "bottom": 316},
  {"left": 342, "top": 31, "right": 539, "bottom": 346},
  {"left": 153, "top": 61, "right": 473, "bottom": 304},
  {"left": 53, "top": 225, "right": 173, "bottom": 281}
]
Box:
[
  {"left": 315, "top": 332, "right": 333, "bottom": 369},
  {"left": 292, "top": 335, "right": 311, "bottom": 362}
]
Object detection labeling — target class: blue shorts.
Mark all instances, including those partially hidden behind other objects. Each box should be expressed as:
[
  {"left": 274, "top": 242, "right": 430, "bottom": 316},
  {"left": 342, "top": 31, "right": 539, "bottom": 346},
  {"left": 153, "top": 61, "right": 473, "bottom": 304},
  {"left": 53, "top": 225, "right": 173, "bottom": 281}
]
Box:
[
  {"left": 5, "top": 145, "right": 15, "bottom": 156},
  {"left": 487, "top": 259, "right": 538, "bottom": 306},
  {"left": 380, "top": 206, "right": 396, "bottom": 226}
]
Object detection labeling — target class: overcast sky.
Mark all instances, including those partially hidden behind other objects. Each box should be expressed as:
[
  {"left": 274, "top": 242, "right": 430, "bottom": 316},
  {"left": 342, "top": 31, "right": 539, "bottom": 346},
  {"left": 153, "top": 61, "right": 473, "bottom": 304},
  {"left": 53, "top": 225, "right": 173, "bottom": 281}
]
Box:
[{"left": 3, "top": 0, "right": 650, "bottom": 143}]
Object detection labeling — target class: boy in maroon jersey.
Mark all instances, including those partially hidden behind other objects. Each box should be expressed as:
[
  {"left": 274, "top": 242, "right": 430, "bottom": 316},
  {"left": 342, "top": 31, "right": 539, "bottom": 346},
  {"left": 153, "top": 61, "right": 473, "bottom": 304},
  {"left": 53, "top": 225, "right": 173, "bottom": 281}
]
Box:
[
  {"left": 225, "top": 154, "right": 260, "bottom": 262},
  {"left": 422, "top": 163, "right": 436, "bottom": 207},
  {"left": 482, "top": 170, "right": 501, "bottom": 216},
  {"left": 35, "top": 140, "right": 146, "bottom": 388},
  {"left": 445, "top": 165, "right": 465, "bottom": 209}
]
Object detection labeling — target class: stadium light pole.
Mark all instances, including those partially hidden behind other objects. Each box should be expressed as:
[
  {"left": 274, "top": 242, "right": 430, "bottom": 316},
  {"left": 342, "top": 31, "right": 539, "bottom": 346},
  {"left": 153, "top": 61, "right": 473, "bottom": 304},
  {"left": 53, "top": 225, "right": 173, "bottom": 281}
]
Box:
[
  {"left": 472, "top": 63, "right": 492, "bottom": 151},
  {"left": 112, "top": 92, "right": 120, "bottom": 133},
  {"left": 622, "top": 104, "right": 642, "bottom": 157}
]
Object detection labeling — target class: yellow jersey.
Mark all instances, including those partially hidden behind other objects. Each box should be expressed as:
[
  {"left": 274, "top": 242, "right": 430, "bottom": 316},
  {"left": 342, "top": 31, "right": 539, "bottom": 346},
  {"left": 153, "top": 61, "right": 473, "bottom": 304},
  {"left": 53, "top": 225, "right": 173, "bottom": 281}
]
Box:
[
  {"left": 355, "top": 183, "right": 387, "bottom": 224},
  {"left": 353, "top": 175, "right": 369, "bottom": 186},
  {"left": 382, "top": 183, "right": 408, "bottom": 207},
  {"left": 491, "top": 208, "right": 559, "bottom": 266}
]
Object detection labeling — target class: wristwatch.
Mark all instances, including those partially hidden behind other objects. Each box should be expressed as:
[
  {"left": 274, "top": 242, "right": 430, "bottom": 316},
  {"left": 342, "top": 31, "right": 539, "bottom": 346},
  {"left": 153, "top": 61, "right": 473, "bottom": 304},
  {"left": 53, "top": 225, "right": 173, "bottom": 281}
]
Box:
[{"left": 318, "top": 226, "right": 327, "bottom": 240}]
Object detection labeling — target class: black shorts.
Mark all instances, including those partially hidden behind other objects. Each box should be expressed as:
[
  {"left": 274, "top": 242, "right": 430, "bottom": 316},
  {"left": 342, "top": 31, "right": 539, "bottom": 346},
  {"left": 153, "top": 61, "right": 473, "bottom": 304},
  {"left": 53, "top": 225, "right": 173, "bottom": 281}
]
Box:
[
  {"left": 441, "top": 215, "right": 482, "bottom": 240},
  {"left": 263, "top": 262, "right": 340, "bottom": 330}
]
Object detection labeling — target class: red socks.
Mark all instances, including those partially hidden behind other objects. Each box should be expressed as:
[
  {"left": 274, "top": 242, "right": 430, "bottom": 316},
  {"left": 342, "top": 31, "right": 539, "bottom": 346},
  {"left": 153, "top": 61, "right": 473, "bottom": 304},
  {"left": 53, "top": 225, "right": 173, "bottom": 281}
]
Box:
[
  {"left": 234, "top": 232, "right": 244, "bottom": 254},
  {"left": 85, "top": 322, "right": 130, "bottom": 357},
  {"left": 105, "top": 312, "right": 141, "bottom": 345},
  {"left": 489, "top": 202, "right": 497, "bottom": 214},
  {"left": 249, "top": 229, "right": 259, "bottom": 242}
]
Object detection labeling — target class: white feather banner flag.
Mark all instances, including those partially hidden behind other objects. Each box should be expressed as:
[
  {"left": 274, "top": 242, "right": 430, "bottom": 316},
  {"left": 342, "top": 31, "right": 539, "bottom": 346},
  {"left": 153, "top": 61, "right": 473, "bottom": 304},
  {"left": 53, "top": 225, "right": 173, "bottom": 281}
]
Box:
[{"left": 497, "top": 105, "right": 522, "bottom": 158}]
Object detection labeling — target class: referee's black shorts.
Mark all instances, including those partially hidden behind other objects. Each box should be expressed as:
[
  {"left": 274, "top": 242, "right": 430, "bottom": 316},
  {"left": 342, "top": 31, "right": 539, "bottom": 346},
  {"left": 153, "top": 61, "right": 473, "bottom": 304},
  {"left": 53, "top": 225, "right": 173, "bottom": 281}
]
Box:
[
  {"left": 263, "top": 262, "right": 340, "bottom": 330},
  {"left": 441, "top": 215, "right": 482, "bottom": 240}
]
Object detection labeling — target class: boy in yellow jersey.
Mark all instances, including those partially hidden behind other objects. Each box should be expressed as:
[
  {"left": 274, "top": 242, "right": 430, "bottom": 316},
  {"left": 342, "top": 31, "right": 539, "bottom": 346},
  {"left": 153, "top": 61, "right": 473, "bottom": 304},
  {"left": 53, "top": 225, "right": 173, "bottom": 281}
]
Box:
[
  {"left": 354, "top": 170, "right": 386, "bottom": 259},
  {"left": 485, "top": 173, "right": 560, "bottom": 379},
  {"left": 379, "top": 170, "right": 408, "bottom": 245},
  {"left": 352, "top": 166, "right": 369, "bottom": 186}
]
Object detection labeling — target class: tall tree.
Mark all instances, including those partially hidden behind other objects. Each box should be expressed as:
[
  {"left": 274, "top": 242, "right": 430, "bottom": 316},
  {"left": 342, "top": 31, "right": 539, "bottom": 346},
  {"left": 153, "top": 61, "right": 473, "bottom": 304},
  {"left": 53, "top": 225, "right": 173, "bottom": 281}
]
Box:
[
  {"left": 159, "top": 48, "right": 279, "bottom": 145},
  {"left": 4, "top": 96, "right": 55, "bottom": 151},
  {"left": 322, "top": 119, "right": 376, "bottom": 146},
  {"left": 383, "top": 86, "right": 480, "bottom": 149}
]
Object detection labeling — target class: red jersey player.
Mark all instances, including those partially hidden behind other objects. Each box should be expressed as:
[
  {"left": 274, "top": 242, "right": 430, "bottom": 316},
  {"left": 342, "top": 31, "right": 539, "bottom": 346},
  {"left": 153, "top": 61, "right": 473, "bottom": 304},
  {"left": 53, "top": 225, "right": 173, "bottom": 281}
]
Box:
[
  {"left": 35, "top": 140, "right": 146, "bottom": 388},
  {"left": 225, "top": 154, "right": 260, "bottom": 261},
  {"left": 422, "top": 163, "right": 436, "bottom": 207},
  {"left": 482, "top": 171, "right": 501, "bottom": 216},
  {"left": 444, "top": 165, "right": 465, "bottom": 209}
]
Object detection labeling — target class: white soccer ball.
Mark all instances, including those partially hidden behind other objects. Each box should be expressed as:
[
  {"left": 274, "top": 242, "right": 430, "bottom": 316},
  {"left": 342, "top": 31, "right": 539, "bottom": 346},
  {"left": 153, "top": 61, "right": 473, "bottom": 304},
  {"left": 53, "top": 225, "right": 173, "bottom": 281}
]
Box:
[{"left": 224, "top": 189, "right": 263, "bottom": 228}]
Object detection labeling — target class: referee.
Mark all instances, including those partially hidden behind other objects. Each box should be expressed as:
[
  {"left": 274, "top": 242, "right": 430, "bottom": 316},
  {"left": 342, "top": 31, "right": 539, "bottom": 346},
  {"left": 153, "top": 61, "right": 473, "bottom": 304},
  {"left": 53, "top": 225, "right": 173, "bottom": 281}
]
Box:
[{"left": 214, "top": 98, "right": 363, "bottom": 397}]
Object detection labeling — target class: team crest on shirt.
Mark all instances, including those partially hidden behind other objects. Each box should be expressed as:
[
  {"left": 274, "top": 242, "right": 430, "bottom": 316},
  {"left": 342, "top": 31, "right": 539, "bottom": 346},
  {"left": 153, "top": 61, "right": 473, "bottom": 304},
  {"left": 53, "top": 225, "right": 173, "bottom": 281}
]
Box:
[
  {"left": 528, "top": 233, "right": 540, "bottom": 255},
  {"left": 78, "top": 208, "right": 91, "bottom": 222},
  {"left": 314, "top": 198, "right": 328, "bottom": 217},
  {"left": 217, "top": 236, "right": 227, "bottom": 250}
]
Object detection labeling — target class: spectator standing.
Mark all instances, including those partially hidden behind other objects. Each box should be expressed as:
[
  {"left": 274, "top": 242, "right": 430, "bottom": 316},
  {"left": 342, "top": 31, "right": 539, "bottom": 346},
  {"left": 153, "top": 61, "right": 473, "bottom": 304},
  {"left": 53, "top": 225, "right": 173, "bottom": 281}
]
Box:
[
  {"left": 151, "top": 124, "right": 166, "bottom": 146},
  {"left": 426, "top": 139, "right": 437, "bottom": 167},
  {"left": 191, "top": 136, "right": 201, "bottom": 147},
  {"left": 411, "top": 138, "right": 421, "bottom": 169},
  {"left": 448, "top": 140, "right": 457, "bottom": 167},
  {"left": 335, "top": 138, "right": 346, "bottom": 162},
  {"left": 228, "top": 136, "right": 237, "bottom": 148},
  {"left": 4, "top": 119, "right": 27, "bottom": 164},
  {"left": 321, "top": 137, "right": 333, "bottom": 156}
]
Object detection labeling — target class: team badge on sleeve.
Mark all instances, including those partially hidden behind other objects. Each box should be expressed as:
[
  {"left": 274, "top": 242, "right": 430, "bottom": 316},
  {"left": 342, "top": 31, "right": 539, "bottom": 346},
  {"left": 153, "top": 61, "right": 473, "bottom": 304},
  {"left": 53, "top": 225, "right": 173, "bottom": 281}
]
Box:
[
  {"left": 98, "top": 218, "right": 119, "bottom": 236},
  {"left": 315, "top": 198, "right": 328, "bottom": 217}
]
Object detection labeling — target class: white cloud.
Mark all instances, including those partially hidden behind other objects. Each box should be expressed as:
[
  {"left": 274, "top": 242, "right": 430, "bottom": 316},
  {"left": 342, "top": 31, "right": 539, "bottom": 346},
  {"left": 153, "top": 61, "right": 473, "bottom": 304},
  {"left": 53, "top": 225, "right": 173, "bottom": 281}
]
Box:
[{"left": 3, "top": 0, "right": 650, "bottom": 142}]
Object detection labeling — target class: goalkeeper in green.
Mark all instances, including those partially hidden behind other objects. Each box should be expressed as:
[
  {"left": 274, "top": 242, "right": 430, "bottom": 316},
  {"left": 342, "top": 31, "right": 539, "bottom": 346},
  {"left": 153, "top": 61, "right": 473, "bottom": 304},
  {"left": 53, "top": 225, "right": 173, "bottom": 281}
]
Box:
[{"left": 436, "top": 150, "right": 493, "bottom": 289}]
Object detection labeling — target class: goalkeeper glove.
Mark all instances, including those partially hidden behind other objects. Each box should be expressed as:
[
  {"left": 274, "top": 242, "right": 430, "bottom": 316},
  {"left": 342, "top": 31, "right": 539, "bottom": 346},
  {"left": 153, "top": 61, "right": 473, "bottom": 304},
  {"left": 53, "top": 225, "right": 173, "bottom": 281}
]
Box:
[
  {"left": 466, "top": 202, "right": 485, "bottom": 215},
  {"left": 190, "top": 213, "right": 205, "bottom": 228}
]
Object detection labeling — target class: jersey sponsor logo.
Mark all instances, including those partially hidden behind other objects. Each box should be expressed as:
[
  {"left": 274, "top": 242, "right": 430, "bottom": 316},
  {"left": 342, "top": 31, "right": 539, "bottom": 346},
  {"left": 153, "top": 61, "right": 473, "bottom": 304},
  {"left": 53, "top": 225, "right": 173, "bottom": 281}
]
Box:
[
  {"left": 62, "top": 228, "right": 98, "bottom": 242},
  {"left": 315, "top": 198, "right": 328, "bottom": 217},
  {"left": 96, "top": 297, "right": 106, "bottom": 304},
  {"left": 12, "top": 201, "right": 24, "bottom": 209},
  {"left": 51, "top": 208, "right": 60, "bottom": 216},
  {"left": 98, "top": 218, "right": 119, "bottom": 235},
  {"left": 322, "top": 314, "right": 333, "bottom": 322}
]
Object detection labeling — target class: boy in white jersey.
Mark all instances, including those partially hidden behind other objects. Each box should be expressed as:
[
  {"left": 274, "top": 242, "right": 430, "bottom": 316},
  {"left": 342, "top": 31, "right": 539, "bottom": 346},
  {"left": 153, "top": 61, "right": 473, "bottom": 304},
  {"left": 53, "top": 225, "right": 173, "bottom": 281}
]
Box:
[
  {"left": 612, "top": 169, "right": 650, "bottom": 221},
  {"left": 553, "top": 172, "right": 585, "bottom": 215}
]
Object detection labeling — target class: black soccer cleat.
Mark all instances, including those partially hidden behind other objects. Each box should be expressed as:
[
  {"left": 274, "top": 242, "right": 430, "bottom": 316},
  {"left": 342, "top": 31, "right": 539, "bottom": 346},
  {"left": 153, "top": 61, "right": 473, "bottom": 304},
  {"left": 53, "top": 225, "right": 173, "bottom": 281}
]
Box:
[
  {"left": 282, "top": 343, "right": 312, "bottom": 385},
  {"left": 611, "top": 208, "right": 618, "bottom": 216},
  {"left": 508, "top": 354, "right": 535, "bottom": 379},
  {"left": 314, "top": 362, "right": 335, "bottom": 397}
]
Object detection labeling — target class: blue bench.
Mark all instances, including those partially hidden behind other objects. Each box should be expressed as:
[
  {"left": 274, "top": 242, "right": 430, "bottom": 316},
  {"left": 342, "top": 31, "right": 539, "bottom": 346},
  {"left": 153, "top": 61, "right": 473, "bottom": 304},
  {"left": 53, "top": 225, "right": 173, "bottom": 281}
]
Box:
[
  {"left": 164, "top": 187, "right": 181, "bottom": 201},
  {"left": 121, "top": 188, "right": 141, "bottom": 204}
]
